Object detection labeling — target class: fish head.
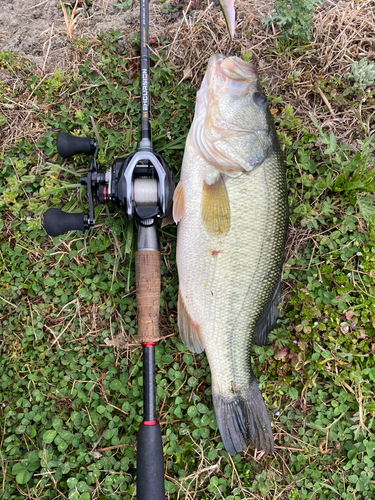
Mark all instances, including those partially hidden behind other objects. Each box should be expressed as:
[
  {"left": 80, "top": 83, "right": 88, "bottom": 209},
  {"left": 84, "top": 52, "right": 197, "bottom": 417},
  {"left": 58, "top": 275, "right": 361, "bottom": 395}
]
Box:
[{"left": 191, "top": 55, "right": 278, "bottom": 175}]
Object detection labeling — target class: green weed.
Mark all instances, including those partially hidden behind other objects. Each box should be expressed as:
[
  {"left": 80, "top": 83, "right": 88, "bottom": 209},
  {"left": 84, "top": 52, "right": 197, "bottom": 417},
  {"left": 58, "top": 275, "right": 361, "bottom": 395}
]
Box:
[
  {"left": 262, "top": 0, "right": 322, "bottom": 43},
  {"left": 346, "top": 59, "right": 375, "bottom": 90},
  {"left": 117, "top": 0, "right": 133, "bottom": 11}
]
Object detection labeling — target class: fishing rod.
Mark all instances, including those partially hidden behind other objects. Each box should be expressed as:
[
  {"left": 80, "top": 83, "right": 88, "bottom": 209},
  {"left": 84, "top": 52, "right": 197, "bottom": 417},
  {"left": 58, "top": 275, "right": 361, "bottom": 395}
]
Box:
[{"left": 44, "top": 0, "right": 174, "bottom": 496}]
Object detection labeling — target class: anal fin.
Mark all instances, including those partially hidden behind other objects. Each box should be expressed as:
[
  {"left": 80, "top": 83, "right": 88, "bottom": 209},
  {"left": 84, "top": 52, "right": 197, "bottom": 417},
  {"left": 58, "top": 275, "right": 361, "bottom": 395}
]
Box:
[
  {"left": 253, "top": 279, "right": 281, "bottom": 346},
  {"left": 178, "top": 290, "right": 205, "bottom": 354}
]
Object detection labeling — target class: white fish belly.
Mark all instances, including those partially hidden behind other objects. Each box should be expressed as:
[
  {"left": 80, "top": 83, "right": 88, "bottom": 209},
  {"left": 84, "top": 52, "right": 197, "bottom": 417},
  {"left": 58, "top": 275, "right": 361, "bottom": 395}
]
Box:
[{"left": 176, "top": 146, "right": 287, "bottom": 398}]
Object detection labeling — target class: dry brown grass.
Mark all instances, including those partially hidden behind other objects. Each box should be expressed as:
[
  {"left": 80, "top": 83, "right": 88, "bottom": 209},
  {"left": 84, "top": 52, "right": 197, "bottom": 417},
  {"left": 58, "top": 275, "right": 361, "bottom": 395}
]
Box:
[
  {"left": 151, "top": 0, "right": 374, "bottom": 140},
  {"left": 1, "top": 0, "right": 373, "bottom": 152},
  {"left": 59, "top": 0, "right": 82, "bottom": 39}
]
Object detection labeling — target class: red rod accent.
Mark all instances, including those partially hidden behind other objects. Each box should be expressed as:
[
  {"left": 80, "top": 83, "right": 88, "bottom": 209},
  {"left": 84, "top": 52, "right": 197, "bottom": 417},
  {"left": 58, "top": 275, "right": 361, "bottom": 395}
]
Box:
[
  {"left": 103, "top": 186, "right": 107, "bottom": 203},
  {"left": 142, "top": 342, "right": 156, "bottom": 347},
  {"left": 142, "top": 420, "right": 157, "bottom": 426}
]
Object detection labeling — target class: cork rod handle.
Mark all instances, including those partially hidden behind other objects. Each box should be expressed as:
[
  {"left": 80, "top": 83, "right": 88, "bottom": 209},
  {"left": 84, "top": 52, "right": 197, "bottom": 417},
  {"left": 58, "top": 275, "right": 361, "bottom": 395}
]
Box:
[{"left": 135, "top": 250, "right": 161, "bottom": 343}]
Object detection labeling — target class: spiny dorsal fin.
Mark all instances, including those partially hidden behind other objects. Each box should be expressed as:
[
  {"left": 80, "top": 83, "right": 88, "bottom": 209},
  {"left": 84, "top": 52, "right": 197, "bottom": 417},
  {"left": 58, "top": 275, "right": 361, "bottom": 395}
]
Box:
[
  {"left": 201, "top": 173, "right": 230, "bottom": 237},
  {"left": 253, "top": 279, "right": 281, "bottom": 346},
  {"left": 178, "top": 291, "right": 205, "bottom": 354}
]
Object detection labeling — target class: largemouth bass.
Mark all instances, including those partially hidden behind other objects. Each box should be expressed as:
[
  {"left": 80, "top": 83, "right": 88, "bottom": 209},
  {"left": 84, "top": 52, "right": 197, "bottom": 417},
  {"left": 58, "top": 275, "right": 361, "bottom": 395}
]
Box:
[{"left": 174, "top": 55, "right": 288, "bottom": 455}]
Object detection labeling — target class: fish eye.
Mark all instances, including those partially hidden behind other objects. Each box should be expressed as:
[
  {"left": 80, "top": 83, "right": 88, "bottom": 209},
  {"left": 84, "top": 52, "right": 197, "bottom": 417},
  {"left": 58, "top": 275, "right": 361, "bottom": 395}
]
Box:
[{"left": 253, "top": 92, "right": 266, "bottom": 105}]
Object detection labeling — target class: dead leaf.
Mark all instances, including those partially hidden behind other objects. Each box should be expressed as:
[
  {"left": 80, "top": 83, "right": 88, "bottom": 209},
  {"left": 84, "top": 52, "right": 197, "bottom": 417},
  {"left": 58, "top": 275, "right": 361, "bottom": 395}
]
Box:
[
  {"left": 358, "top": 330, "right": 367, "bottom": 339},
  {"left": 274, "top": 347, "right": 288, "bottom": 360},
  {"left": 104, "top": 333, "right": 128, "bottom": 349},
  {"left": 182, "top": 65, "right": 192, "bottom": 81},
  {"left": 345, "top": 310, "right": 355, "bottom": 321},
  {"left": 298, "top": 340, "right": 308, "bottom": 351}
]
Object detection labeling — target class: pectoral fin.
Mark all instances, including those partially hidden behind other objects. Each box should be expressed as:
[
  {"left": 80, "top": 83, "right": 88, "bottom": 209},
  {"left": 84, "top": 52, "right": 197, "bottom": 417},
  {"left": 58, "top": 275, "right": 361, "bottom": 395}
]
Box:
[
  {"left": 202, "top": 174, "right": 230, "bottom": 237},
  {"left": 178, "top": 291, "right": 205, "bottom": 354},
  {"left": 173, "top": 182, "right": 185, "bottom": 223}
]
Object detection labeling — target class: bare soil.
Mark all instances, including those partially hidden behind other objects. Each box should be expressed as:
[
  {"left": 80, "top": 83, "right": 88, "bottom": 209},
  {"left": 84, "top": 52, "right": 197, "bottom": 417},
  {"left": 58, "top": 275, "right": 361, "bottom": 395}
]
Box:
[{"left": 0, "top": 0, "right": 141, "bottom": 71}]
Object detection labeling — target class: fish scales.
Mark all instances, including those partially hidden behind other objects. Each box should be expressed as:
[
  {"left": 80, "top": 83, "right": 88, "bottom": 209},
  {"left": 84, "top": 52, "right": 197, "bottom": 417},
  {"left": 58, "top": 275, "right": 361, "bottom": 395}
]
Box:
[
  {"left": 179, "top": 149, "right": 286, "bottom": 386},
  {"left": 175, "top": 55, "right": 288, "bottom": 455}
]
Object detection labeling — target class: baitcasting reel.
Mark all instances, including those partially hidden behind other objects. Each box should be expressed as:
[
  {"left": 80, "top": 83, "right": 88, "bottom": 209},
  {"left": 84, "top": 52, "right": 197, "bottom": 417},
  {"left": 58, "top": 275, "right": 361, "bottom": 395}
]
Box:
[
  {"left": 44, "top": 132, "right": 174, "bottom": 237},
  {"left": 44, "top": 0, "right": 174, "bottom": 496},
  {"left": 44, "top": 130, "right": 174, "bottom": 500}
]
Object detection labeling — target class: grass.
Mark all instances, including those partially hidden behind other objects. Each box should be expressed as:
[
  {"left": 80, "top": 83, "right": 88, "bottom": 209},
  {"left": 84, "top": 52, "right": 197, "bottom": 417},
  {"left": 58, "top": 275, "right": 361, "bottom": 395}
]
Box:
[
  {"left": 1, "top": 2, "right": 375, "bottom": 499},
  {"left": 59, "top": 0, "right": 82, "bottom": 40},
  {"left": 262, "top": 0, "right": 323, "bottom": 43}
]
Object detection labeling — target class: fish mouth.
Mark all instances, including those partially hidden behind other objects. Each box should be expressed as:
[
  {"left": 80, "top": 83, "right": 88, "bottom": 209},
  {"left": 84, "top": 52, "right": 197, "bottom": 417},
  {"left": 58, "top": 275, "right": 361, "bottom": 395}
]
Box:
[
  {"left": 195, "top": 55, "right": 260, "bottom": 122},
  {"left": 219, "top": 56, "right": 258, "bottom": 81},
  {"left": 208, "top": 55, "right": 258, "bottom": 86},
  {"left": 197, "top": 55, "right": 259, "bottom": 110},
  {"left": 197, "top": 55, "right": 259, "bottom": 107}
]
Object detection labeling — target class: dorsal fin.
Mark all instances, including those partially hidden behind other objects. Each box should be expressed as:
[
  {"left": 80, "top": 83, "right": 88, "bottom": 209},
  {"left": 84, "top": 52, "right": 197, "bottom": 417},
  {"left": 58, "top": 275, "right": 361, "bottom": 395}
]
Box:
[{"left": 252, "top": 279, "right": 281, "bottom": 346}]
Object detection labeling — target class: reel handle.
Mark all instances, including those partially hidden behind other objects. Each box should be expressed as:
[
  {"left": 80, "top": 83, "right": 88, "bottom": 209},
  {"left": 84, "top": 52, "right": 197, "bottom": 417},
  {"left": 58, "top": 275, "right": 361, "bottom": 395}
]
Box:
[
  {"left": 44, "top": 208, "right": 87, "bottom": 237},
  {"left": 56, "top": 132, "right": 96, "bottom": 158}
]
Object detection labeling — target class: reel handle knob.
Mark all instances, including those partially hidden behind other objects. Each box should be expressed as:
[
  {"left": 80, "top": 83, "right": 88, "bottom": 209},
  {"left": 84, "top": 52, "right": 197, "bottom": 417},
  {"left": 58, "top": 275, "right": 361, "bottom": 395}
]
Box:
[
  {"left": 56, "top": 132, "right": 95, "bottom": 158},
  {"left": 44, "top": 208, "right": 87, "bottom": 237}
]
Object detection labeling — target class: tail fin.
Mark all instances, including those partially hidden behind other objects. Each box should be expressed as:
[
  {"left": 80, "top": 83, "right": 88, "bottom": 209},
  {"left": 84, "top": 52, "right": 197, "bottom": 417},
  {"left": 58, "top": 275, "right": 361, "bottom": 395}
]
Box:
[
  {"left": 212, "top": 378, "right": 274, "bottom": 456},
  {"left": 219, "top": 0, "right": 235, "bottom": 37}
]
